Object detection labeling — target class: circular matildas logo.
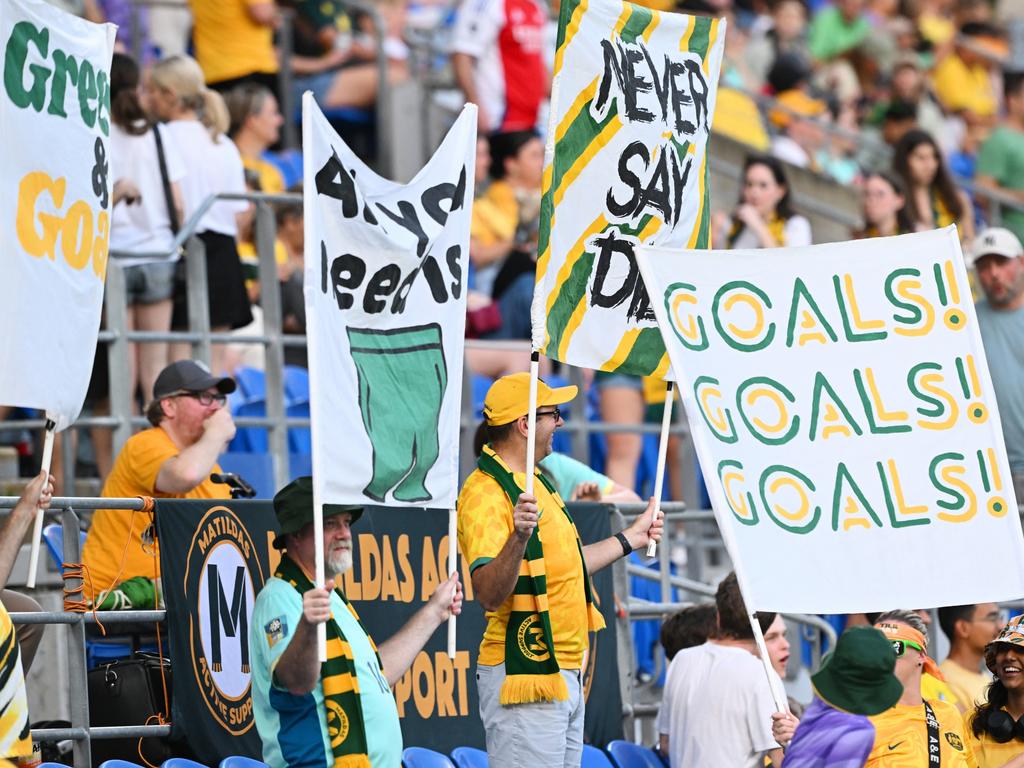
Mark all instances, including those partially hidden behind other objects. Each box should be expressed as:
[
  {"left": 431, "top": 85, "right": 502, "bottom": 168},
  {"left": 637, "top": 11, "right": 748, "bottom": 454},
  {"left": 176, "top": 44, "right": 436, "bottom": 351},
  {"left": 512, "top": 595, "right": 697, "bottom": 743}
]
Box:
[
  {"left": 326, "top": 700, "right": 350, "bottom": 747},
  {"left": 516, "top": 614, "right": 551, "bottom": 662},
  {"left": 184, "top": 506, "right": 264, "bottom": 735}
]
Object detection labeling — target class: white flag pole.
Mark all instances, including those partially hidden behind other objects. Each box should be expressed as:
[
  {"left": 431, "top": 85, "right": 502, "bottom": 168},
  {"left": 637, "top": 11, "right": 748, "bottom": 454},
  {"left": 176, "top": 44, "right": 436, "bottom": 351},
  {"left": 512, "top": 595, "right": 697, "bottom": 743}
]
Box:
[
  {"left": 25, "top": 417, "right": 56, "bottom": 590},
  {"left": 447, "top": 508, "right": 458, "bottom": 658},
  {"left": 524, "top": 352, "right": 540, "bottom": 496},
  {"left": 749, "top": 603, "right": 790, "bottom": 714},
  {"left": 301, "top": 92, "right": 328, "bottom": 663},
  {"left": 645, "top": 381, "right": 674, "bottom": 558}
]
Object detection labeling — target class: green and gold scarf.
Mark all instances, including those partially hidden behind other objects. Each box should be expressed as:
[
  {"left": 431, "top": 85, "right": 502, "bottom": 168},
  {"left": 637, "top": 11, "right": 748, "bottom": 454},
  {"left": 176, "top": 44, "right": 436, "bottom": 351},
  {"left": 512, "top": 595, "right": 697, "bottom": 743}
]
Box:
[
  {"left": 276, "top": 555, "right": 382, "bottom": 768},
  {"left": 477, "top": 445, "right": 604, "bottom": 705}
]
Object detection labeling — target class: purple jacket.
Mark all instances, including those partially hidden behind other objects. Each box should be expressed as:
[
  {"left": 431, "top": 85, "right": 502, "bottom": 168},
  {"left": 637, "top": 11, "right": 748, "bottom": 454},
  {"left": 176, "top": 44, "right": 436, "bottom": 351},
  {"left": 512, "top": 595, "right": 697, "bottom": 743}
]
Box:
[{"left": 781, "top": 697, "right": 875, "bottom": 768}]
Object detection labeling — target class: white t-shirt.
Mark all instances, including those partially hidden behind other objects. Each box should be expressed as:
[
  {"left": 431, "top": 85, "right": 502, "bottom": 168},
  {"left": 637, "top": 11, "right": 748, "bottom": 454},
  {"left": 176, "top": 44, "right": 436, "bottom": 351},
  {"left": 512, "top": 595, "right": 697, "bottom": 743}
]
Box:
[
  {"left": 657, "top": 642, "right": 783, "bottom": 768},
  {"left": 109, "top": 123, "right": 187, "bottom": 265},
  {"left": 162, "top": 120, "right": 248, "bottom": 237}
]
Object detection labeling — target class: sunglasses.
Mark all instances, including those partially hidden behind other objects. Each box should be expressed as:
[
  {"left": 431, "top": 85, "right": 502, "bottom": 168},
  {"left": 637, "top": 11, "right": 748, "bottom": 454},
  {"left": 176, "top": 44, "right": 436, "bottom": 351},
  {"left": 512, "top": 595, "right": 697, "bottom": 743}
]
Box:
[
  {"left": 175, "top": 390, "right": 227, "bottom": 407},
  {"left": 891, "top": 639, "right": 925, "bottom": 657}
]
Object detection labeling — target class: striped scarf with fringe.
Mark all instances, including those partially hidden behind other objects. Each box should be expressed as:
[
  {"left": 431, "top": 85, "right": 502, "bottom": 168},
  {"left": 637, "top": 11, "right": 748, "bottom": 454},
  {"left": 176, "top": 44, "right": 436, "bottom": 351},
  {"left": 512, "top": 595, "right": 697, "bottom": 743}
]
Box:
[
  {"left": 275, "top": 555, "right": 381, "bottom": 768},
  {"left": 477, "top": 445, "right": 604, "bottom": 705}
]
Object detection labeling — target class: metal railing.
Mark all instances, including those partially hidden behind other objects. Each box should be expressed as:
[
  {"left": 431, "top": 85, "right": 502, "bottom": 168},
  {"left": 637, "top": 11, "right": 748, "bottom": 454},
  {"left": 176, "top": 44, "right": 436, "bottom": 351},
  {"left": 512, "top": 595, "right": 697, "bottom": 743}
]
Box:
[{"left": 2, "top": 497, "right": 167, "bottom": 768}]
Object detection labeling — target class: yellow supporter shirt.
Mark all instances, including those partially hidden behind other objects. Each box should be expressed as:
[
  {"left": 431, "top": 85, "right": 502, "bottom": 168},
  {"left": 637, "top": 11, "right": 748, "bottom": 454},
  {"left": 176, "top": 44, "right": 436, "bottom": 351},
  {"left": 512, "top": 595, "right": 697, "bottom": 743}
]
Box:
[
  {"left": 965, "top": 710, "right": 1024, "bottom": 768},
  {"left": 82, "top": 427, "right": 229, "bottom": 602},
  {"left": 189, "top": 0, "right": 278, "bottom": 85},
  {"left": 933, "top": 55, "right": 996, "bottom": 118},
  {"left": 941, "top": 659, "right": 992, "bottom": 713},
  {"left": 457, "top": 452, "right": 591, "bottom": 668},
  {"left": 867, "top": 699, "right": 978, "bottom": 767},
  {"left": 923, "top": 671, "right": 962, "bottom": 709},
  {"left": 244, "top": 156, "right": 285, "bottom": 195},
  {"left": 470, "top": 180, "right": 518, "bottom": 247},
  {"left": 0, "top": 605, "right": 30, "bottom": 763}
]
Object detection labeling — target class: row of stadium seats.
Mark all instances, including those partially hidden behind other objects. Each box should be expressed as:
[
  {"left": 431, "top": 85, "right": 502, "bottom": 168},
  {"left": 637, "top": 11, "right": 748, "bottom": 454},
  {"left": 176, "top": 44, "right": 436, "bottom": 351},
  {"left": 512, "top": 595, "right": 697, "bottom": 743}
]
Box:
[
  {"left": 403, "top": 740, "right": 667, "bottom": 767},
  {"left": 39, "top": 740, "right": 665, "bottom": 768}
]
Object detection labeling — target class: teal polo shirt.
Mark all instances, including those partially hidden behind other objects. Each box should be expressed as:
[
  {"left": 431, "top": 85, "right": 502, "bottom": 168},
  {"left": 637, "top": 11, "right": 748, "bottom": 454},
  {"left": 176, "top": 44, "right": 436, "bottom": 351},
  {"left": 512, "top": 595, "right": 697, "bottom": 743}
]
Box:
[{"left": 249, "top": 578, "right": 402, "bottom": 768}]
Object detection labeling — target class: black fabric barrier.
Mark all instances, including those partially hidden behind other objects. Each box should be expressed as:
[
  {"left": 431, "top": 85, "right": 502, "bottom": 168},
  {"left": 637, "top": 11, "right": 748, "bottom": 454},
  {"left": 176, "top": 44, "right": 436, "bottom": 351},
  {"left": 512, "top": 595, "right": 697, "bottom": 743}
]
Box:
[{"left": 156, "top": 499, "right": 623, "bottom": 760}]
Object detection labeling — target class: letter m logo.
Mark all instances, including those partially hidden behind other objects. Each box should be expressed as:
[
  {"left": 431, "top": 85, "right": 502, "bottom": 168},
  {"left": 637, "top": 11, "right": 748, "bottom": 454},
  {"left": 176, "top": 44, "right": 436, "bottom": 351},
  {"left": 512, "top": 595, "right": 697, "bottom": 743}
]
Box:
[{"left": 207, "top": 564, "right": 250, "bottom": 673}]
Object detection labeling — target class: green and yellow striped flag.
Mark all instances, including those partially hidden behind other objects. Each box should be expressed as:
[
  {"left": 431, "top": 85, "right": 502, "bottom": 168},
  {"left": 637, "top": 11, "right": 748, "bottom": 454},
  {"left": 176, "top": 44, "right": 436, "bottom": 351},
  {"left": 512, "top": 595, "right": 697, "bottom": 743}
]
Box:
[{"left": 530, "top": 0, "right": 725, "bottom": 377}]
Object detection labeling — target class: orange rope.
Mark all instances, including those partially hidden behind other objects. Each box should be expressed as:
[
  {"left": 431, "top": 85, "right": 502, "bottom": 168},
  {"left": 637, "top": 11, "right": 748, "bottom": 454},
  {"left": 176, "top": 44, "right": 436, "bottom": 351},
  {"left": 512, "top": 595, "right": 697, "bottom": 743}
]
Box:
[
  {"left": 152, "top": 521, "right": 171, "bottom": 724},
  {"left": 136, "top": 713, "right": 168, "bottom": 768},
  {"left": 61, "top": 561, "right": 106, "bottom": 636}
]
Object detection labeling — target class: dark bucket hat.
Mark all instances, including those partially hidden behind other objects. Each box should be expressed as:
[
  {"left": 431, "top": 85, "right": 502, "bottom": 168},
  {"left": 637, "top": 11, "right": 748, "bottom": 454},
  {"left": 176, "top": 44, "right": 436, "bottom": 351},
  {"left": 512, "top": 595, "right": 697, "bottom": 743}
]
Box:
[
  {"left": 811, "top": 626, "right": 902, "bottom": 715},
  {"left": 272, "top": 476, "right": 363, "bottom": 549}
]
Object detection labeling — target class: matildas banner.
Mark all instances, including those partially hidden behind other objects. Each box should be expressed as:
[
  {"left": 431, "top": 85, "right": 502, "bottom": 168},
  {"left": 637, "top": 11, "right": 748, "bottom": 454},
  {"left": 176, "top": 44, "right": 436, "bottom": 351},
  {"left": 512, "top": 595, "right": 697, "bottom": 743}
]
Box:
[
  {"left": 0, "top": 0, "right": 115, "bottom": 429},
  {"left": 531, "top": 0, "right": 725, "bottom": 376},
  {"left": 636, "top": 227, "right": 1024, "bottom": 613},
  {"left": 303, "top": 95, "right": 475, "bottom": 509}
]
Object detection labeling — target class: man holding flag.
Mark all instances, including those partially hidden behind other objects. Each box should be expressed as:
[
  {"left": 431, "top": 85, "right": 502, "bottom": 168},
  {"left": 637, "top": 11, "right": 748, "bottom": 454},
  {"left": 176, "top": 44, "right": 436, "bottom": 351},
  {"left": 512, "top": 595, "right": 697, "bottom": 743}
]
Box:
[
  {"left": 457, "top": 373, "right": 661, "bottom": 766},
  {"left": 249, "top": 477, "right": 463, "bottom": 768}
]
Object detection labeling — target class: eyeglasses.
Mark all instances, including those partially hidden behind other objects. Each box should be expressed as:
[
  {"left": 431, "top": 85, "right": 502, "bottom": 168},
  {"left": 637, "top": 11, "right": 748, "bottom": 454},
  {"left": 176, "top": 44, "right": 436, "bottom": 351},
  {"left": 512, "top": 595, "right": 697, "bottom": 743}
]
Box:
[
  {"left": 891, "top": 639, "right": 925, "bottom": 657},
  {"left": 174, "top": 391, "right": 227, "bottom": 407},
  {"left": 536, "top": 407, "right": 562, "bottom": 421}
]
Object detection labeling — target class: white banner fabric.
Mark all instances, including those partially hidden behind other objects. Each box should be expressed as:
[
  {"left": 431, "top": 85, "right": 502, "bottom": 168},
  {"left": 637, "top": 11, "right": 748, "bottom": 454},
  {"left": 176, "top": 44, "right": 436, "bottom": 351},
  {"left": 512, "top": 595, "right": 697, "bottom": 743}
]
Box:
[
  {"left": 637, "top": 227, "right": 1024, "bottom": 613},
  {"left": 303, "top": 96, "right": 475, "bottom": 509},
  {"left": 531, "top": 0, "right": 725, "bottom": 378},
  {"left": 0, "top": 0, "right": 115, "bottom": 430}
]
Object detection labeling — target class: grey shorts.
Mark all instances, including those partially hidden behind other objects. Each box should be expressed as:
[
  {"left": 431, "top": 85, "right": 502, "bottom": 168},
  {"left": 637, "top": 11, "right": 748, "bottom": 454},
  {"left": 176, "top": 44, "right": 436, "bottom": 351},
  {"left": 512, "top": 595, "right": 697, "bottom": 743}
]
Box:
[
  {"left": 124, "top": 260, "right": 176, "bottom": 305},
  {"left": 476, "top": 663, "right": 584, "bottom": 768}
]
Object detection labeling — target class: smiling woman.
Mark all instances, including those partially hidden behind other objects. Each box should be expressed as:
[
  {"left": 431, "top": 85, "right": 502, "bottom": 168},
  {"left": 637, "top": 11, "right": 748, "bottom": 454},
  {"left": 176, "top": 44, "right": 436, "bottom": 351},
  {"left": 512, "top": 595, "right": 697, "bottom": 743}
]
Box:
[{"left": 965, "top": 615, "right": 1024, "bottom": 768}]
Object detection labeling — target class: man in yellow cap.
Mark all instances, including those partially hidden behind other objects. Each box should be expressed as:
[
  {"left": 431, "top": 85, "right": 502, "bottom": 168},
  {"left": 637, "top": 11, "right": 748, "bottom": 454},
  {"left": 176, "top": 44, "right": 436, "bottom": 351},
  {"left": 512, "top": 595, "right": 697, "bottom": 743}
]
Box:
[{"left": 457, "top": 372, "right": 661, "bottom": 767}]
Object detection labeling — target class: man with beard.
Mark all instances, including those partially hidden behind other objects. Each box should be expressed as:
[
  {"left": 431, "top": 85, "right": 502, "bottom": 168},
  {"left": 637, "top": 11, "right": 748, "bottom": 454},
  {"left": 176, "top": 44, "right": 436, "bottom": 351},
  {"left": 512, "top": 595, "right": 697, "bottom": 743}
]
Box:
[
  {"left": 249, "top": 476, "right": 463, "bottom": 768},
  {"left": 971, "top": 227, "right": 1024, "bottom": 500}
]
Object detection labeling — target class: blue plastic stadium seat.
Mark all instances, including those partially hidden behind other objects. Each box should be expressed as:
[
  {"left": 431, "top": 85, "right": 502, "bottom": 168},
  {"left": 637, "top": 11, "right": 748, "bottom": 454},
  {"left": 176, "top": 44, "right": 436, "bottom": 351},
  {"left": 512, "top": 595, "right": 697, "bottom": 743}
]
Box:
[
  {"left": 263, "top": 149, "right": 303, "bottom": 189},
  {"left": 162, "top": 759, "right": 211, "bottom": 768},
  {"left": 219, "top": 756, "right": 270, "bottom": 768},
  {"left": 606, "top": 740, "right": 665, "bottom": 768},
  {"left": 471, "top": 375, "right": 494, "bottom": 420},
  {"left": 42, "top": 523, "right": 85, "bottom": 575},
  {"left": 289, "top": 452, "right": 312, "bottom": 480},
  {"left": 286, "top": 400, "right": 311, "bottom": 454},
  {"left": 582, "top": 745, "right": 615, "bottom": 767},
  {"left": 450, "top": 747, "right": 487, "bottom": 768},
  {"left": 233, "top": 367, "right": 266, "bottom": 401},
  {"left": 99, "top": 761, "right": 148, "bottom": 768},
  {"left": 218, "top": 452, "right": 275, "bottom": 499},
  {"left": 403, "top": 747, "right": 455, "bottom": 768},
  {"left": 283, "top": 365, "right": 310, "bottom": 404}
]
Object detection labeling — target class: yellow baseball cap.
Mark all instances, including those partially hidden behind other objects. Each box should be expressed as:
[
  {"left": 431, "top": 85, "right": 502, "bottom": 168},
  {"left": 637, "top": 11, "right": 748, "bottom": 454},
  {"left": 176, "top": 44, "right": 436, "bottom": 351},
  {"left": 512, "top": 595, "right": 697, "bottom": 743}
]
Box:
[{"left": 483, "top": 373, "right": 578, "bottom": 426}]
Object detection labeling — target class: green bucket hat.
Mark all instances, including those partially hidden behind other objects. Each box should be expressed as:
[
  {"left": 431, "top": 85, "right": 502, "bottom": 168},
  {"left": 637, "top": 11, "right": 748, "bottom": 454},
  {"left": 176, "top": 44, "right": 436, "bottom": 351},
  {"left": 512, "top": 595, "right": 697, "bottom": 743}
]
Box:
[
  {"left": 272, "top": 476, "right": 363, "bottom": 550},
  {"left": 811, "top": 626, "right": 902, "bottom": 715}
]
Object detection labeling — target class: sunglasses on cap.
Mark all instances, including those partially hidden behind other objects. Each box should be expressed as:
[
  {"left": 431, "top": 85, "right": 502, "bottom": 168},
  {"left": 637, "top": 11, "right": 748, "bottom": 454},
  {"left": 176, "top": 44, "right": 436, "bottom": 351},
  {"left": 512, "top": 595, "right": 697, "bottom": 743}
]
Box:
[{"left": 891, "top": 639, "right": 925, "bottom": 657}]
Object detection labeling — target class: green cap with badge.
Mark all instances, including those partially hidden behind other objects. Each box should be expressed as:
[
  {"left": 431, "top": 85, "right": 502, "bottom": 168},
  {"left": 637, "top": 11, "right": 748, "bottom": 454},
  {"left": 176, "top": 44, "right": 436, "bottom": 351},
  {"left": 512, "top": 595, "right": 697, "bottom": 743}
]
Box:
[{"left": 272, "top": 476, "right": 363, "bottom": 550}]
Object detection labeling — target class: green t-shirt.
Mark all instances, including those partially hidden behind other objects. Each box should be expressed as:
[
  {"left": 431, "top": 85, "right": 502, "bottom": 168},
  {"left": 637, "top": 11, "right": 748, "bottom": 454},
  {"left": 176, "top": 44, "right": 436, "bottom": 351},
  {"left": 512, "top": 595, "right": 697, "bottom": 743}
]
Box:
[
  {"left": 808, "top": 7, "right": 869, "bottom": 61},
  {"left": 539, "top": 452, "right": 615, "bottom": 501},
  {"left": 977, "top": 125, "right": 1024, "bottom": 246},
  {"left": 249, "top": 578, "right": 402, "bottom": 768}
]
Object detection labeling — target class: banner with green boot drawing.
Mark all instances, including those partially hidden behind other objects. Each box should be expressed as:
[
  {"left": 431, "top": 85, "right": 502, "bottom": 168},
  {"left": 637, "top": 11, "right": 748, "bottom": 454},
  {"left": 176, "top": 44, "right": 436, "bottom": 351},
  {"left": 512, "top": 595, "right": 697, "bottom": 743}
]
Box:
[{"left": 303, "top": 95, "right": 475, "bottom": 508}]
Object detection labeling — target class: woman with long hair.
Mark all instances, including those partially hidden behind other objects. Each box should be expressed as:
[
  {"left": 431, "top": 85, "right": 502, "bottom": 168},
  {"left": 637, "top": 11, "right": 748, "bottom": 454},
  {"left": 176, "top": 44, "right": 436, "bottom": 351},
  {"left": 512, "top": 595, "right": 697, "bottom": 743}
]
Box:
[
  {"left": 854, "top": 170, "right": 915, "bottom": 238},
  {"left": 147, "top": 54, "right": 253, "bottom": 374},
  {"left": 893, "top": 128, "right": 976, "bottom": 242},
  {"left": 966, "top": 614, "right": 1024, "bottom": 767},
  {"left": 712, "top": 155, "right": 813, "bottom": 249},
  {"left": 109, "top": 52, "right": 186, "bottom": 405}
]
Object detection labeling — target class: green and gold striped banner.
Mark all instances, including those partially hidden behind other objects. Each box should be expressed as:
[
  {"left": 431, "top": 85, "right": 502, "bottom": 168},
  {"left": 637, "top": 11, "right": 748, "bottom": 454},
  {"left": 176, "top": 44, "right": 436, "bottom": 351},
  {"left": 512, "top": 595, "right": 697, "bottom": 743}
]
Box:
[{"left": 531, "top": 0, "right": 725, "bottom": 377}]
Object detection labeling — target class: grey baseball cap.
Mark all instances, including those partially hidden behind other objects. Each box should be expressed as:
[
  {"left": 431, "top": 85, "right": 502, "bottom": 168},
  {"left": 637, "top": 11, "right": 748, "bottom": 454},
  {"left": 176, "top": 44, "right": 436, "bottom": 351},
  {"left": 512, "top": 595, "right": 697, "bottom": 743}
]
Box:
[{"left": 152, "top": 360, "right": 236, "bottom": 400}]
